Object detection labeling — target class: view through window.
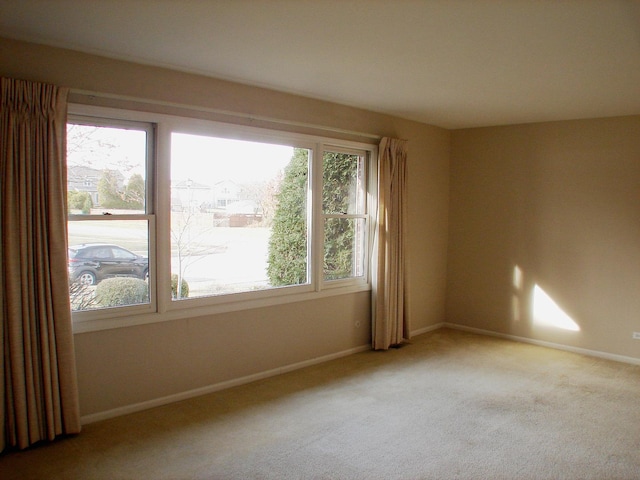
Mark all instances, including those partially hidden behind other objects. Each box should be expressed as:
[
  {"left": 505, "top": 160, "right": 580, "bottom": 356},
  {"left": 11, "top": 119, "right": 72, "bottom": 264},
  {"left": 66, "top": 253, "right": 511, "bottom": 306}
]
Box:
[
  {"left": 67, "top": 120, "right": 152, "bottom": 312},
  {"left": 170, "top": 133, "right": 310, "bottom": 299},
  {"left": 322, "top": 150, "right": 367, "bottom": 281},
  {"left": 66, "top": 109, "right": 374, "bottom": 325}
]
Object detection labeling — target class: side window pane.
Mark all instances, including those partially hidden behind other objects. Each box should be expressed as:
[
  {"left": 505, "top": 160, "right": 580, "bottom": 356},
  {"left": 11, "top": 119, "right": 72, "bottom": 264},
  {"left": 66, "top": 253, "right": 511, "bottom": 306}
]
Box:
[
  {"left": 171, "top": 134, "right": 309, "bottom": 300},
  {"left": 67, "top": 122, "right": 150, "bottom": 312},
  {"left": 68, "top": 223, "right": 150, "bottom": 311},
  {"left": 322, "top": 152, "right": 365, "bottom": 215},
  {"left": 324, "top": 217, "right": 366, "bottom": 281},
  {"left": 322, "top": 151, "right": 367, "bottom": 282}
]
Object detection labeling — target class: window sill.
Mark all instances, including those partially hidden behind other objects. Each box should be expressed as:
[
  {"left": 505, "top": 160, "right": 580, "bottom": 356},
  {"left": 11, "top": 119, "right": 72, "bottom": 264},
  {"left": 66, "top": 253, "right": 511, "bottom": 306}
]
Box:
[{"left": 72, "top": 283, "right": 371, "bottom": 334}]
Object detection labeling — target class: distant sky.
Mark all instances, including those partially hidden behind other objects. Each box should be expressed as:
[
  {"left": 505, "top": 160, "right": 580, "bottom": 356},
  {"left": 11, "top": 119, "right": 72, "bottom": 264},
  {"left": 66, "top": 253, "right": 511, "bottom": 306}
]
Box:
[
  {"left": 67, "top": 125, "right": 295, "bottom": 186},
  {"left": 67, "top": 124, "right": 147, "bottom": 180},
  {"left": 171, "top": 132, "right": 293, "bottom": 185}
]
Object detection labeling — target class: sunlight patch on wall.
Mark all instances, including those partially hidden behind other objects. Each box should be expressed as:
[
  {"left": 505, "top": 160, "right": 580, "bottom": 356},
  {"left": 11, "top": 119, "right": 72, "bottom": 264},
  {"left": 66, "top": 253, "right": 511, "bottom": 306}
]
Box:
[
  {"left": 511, "top": 265, "right": 524, "bottom": 322},
  {"left": 513, "top": 265, "right": 524, "bottom": 290},
  {"left": 533, "top": 284, "right": 580, "bottom": 331}
]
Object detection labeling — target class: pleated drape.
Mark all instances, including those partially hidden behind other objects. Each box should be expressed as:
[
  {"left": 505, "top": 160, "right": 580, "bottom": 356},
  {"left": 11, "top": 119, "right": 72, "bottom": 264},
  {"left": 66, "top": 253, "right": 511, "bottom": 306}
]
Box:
[
  {"left": 1, "top": 77, "right": 81, "bottom": 451},
  {"left": 372, "top": 137, "right": 409, "bottom": 350}
]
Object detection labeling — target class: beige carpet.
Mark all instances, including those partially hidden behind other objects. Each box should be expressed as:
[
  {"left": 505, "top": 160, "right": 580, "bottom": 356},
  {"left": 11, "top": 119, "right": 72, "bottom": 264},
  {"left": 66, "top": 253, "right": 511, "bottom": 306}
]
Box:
[{"left": 2, "top": 328, "right": 640, "bottom": 479}]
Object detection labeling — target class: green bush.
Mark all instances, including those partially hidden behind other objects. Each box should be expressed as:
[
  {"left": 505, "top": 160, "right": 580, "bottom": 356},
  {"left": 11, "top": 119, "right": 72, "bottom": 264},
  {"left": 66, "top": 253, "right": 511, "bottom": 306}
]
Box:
[
  {"left": 67, "top": 190, "right": 93, "bottom": 214},
  {"left": 96, "top": 277, "right": 149, "bottom": 307},
  {"left": 81, "top": 195, "right": 93, "bottom": 214},
  {"left": 171, "top": 274, "right": 189, "bottom": 299}
]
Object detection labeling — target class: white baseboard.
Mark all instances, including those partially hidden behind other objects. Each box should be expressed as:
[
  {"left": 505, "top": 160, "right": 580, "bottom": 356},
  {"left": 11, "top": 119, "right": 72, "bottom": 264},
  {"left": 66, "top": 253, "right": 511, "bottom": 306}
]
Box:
[
  {"left": 81, "top": 322, "right": 640, "bottom": 425},
  {"left": 81, "top": 343, "right": 371, "bottom": 425},
  {"left": 443, "top": 322, "right": 640, "bottom": 366},
  {"left": 410, "top": 322, "right": 445, "bottom": 337}
]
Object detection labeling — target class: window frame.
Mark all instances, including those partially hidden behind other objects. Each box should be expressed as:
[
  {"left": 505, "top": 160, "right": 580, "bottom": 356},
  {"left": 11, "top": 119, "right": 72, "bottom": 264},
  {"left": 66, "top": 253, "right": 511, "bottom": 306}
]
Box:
[
  {"left": 67, "top": 114, "right": 156, "bottom": 322},
  {"left": 68, "top": 104, "right": 377, "bottom": 333},
  {"left": 318, "top": 146, "right": 371, "bottom": 287}
]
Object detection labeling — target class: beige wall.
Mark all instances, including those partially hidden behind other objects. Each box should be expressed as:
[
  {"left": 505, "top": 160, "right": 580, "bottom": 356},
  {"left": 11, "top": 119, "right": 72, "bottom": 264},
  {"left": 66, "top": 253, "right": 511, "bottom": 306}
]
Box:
[
  {"left": 0, "top": 37, "right": 450, "bottom": 417},
  {"left": 448, "top": 116, "right": 640, "bottom": 360}
]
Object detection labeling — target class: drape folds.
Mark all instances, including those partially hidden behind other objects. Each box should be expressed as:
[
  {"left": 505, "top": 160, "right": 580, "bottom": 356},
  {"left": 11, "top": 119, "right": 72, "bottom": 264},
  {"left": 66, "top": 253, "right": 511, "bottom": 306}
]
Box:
[
  {"left": 372, "top": 137, "right": 409, "bottom": 350},
  {"left": 1, "top": 77, "right": 81, "bottom": 451}
]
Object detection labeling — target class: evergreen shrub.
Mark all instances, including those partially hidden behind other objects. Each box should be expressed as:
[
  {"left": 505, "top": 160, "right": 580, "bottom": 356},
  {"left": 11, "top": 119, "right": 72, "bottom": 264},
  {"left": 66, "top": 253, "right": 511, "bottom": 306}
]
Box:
[{"left": 96, "top": 277, "right": 149, "bottom": 307}]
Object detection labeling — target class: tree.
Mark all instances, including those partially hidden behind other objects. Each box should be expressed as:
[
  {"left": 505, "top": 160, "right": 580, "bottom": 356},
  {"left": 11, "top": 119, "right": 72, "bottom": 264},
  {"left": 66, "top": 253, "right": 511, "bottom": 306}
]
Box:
[
  {"left": 98, "top": 170, "right": 126, "bottom": 208},
  {"left": 170, "top": 184, "right": 217, "bottom": 299},
  {"left": 66, "top": 124, "right": 117, "bottom": 165},
  {"left": 267, "top": 149, "right": 360, "bottom": 285},
  {"left": 98, "top": 170, "right": 145, "bottom": 210},
  {"left": 261, "top": 171, "right": 284, "bottom": 226},
  {"left": 266, "top": 148, "right": 309, "bottom": 286},
  {"left": 125, "top": 173, "right": 145, "bottom": 210},
  {"left": 321, "top": 152, "right": 359, "bottom": 280},
  {"left": 171, "top": 206, "right": 210, "bottom": 299}
]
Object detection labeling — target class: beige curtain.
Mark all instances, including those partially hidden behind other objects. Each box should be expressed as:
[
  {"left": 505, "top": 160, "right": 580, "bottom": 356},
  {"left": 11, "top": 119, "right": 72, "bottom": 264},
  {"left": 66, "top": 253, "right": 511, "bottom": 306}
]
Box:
[
  {"left": 1, "top": 77, "right": 81, "bottom": 451},
  {"left": 372, "top": 137, "right": 409, "bottom": 350}
]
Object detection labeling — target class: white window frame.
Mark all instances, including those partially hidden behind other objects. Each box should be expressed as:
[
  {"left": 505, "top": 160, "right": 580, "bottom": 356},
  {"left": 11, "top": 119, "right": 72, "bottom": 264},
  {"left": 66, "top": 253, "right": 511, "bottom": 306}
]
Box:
[
  {"left": 67, "top": 114, "right": 157, "bottom": 322},
  {"left": 318, "top": 146, "right": 372, "bottom": 288},
  {"left": 68, "top": 104, "right": 377, "bottom": 333}
]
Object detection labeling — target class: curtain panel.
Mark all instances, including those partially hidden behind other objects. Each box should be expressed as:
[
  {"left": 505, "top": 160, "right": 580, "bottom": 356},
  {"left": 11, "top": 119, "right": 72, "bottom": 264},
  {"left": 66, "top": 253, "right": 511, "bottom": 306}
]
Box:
[
  {"left": 372, "top": 137, "right": 409, "bottom": 350},
  {"left": 1, "top": 77, "right": 81, "bottom": 451}
]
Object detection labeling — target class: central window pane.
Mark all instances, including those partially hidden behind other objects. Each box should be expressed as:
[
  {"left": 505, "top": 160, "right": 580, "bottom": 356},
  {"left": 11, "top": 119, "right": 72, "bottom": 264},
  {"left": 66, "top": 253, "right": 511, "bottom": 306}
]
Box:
[{"left": 170, "top": 133, "right": 309, "bottom": 300}]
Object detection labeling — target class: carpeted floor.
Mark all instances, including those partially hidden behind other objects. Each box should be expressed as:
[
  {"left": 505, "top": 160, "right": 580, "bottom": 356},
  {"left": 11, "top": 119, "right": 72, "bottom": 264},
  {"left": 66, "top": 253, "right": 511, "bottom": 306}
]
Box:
[{"left": 2, "top": 328, "right": 640, "bottom": 479}]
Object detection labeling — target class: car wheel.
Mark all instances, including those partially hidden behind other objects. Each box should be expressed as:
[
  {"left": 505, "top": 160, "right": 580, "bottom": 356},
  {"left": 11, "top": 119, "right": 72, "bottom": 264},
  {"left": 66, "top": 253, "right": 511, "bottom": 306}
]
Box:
[
  {"left": 78, "top": 271, "right": 97, "bottom": 286},
  {"left": 142, "top": 269, "right": 149, "bottom": 281}
]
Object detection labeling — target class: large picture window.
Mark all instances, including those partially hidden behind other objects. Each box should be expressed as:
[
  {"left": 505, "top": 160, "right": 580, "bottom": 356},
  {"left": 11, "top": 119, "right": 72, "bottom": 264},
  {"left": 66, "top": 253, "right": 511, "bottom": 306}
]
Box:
[
  {"left": 170, "top": 134, "right": 310, "bottom": 299},
  {"left": 66, "top": 106, "right": 375, "bottom": 329}
]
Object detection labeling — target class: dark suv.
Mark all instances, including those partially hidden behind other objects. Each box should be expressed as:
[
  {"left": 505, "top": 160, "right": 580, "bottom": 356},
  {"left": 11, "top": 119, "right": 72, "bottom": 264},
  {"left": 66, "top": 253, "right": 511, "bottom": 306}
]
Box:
[{"left": 68, "top": 244, "right": 149, "bottom": 285}]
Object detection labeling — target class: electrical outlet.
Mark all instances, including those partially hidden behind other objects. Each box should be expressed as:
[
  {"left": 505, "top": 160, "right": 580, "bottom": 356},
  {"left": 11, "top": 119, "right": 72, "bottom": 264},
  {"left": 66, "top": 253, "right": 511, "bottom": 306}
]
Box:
[{"left": 633, "top": 332, "right": 640, "bottom": 340}]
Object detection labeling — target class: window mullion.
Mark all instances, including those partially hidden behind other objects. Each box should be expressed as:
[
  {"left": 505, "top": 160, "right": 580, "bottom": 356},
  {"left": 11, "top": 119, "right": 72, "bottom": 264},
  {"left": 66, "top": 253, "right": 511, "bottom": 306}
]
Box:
[
  {"left": 312, "top": 144, "right": 325, "bottom": 291},
  {"left": 155, "top": 122, "right": 172, "bottom": 314},
  {"left": 323, "top": 214, "right": 365, "bottom": 219}
]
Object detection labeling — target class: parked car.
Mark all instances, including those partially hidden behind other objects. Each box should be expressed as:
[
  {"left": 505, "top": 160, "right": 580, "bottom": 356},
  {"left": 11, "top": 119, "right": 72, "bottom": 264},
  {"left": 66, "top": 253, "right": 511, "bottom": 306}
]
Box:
[{"left": 68, "top": 243, "right": 148, "bottom": 285}]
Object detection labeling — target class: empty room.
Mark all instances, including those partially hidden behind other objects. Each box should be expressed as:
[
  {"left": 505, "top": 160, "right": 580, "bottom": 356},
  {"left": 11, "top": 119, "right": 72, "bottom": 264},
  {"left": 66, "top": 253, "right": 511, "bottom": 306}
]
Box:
[{"left": 1, "top": 1, "right": 639, "bottom": 479}]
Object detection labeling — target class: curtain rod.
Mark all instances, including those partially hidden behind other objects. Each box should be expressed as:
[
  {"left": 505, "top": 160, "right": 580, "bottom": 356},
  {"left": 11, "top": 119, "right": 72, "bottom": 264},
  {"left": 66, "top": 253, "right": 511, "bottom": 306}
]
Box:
[{"left": 70, "top": 89, "right": 382, "bottom": 142}]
